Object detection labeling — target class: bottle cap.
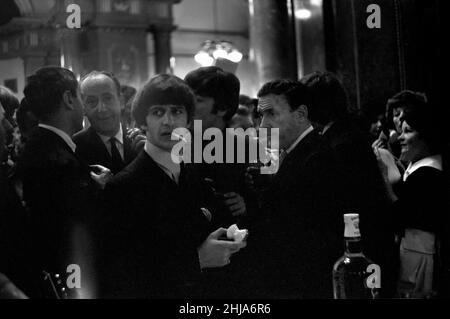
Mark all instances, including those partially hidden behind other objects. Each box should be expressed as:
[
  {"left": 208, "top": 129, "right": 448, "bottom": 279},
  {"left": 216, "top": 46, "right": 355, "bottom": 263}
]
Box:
[{"left": 344, "top": 213, "right": 361, "bottom": 237}]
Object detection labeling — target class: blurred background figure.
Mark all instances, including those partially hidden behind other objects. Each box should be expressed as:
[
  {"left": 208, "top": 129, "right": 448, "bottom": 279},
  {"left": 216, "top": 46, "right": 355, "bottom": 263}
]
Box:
[
  {"left": 120, "top": 84, "right": 137, "bottom": 130},
  {"left": 229, "top": 94, "right": 258, "bottom": 130},
  {"left": 0, "top": 101, "right": 29, "bottom": 299},
  {"left": 0, "top": 85, "right": 18, "bottom": 130},
  {"left": 368, "top": 112, "right": 384, "bottom": 143},
  {"left": 13, "top": 98, "right": 39, "bottom": 160},
  {"left": 0, "top": 86, "right": 18, "bottom": 167},
  {"left": 242, "top": 95, "right": 258, "bottom": 126},
  {"left": 229, "top": 105, "right": 253, "bottom": 130}
]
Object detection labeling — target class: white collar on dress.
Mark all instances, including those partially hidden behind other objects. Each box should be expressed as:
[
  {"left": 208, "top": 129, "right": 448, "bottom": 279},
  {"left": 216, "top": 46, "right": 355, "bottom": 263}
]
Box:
[{"left": 403, "top": 154, "right": 443, "bottom": 181}]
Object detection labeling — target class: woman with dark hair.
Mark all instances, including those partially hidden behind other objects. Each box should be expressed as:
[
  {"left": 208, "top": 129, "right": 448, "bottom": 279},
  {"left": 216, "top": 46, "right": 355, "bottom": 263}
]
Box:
[
  {"left": 373, "top": 90, "right": 427, "bottom": 157},
  {"left": 373, "top": 91, "right": 430, "bottom": 186},
  {"left": 379, "top": 98, "right": 450, "bottom": 298}
]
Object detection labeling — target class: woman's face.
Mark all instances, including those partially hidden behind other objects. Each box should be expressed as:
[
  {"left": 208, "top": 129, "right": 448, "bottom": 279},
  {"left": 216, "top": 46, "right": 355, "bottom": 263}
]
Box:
[
  {"left": 370, "top": 114, "right": 384, "bottom": 138},
  {"left": 398, "top": 121, "right": 428, "bottom": 163},
  {"left": 392, "top": 107, "right": 405, "bottom": 133}
]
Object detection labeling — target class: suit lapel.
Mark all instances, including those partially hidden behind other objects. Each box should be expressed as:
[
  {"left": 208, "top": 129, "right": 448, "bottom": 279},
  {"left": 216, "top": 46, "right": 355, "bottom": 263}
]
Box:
[
  {"left": 137, "top": 151, "right": 179, "bottom": 189},
  {"left": 87, "top": 127, "right": 112, "bottom": 165}
]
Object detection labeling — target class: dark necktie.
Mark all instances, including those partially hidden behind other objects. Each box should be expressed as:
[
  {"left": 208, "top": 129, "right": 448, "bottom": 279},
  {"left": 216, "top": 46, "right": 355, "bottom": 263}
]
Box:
[{"left": 109, "top": 137, "right": 124, "bottom": 173}]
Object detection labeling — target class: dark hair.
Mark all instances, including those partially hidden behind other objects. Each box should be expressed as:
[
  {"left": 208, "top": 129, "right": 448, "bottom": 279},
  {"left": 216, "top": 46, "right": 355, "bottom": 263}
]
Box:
[
  {"left": 235, "top": 106, "right": 250, "bottom": 117},
  {"left": 16, "top": 98, "right": 38, "bottom": 137},
  {"left": 300, "top": 71, "right": 349, "bottom": 125},
  {"left": 120, "top": 85, "right": 137, "bottom": 127},
  {"left": 385, "top": 90, "right": 427, "bottom": 131},
  {"left": 23, "top": 66, "right": 78, "bottom": 121},
  {"left": 132, "top": 74, "right": 195, "bottom": 127},
  {"left": 400, "top": 94, "right": 444, "bottom": 153},
  {"left": 0, "top": 85, "right": 19, "bottom": 121},
  {"left": 80, "top": 70, "right": 122, "bottom": 96},
  {"left": 120, "top": 85, "right": 137, "bottom": 104},
  {"left": 184, "top": 66, "right": 240, "bottom": 121},
  {"left": 257, "top": 79, "right": 311, "bottom": 112},
  {"left": 239, "top": 94, "right": 257, "bottom": 108}
]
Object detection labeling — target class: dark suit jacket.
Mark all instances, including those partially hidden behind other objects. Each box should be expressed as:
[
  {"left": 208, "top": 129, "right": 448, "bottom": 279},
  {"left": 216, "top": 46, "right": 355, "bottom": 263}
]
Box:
[
  {"left": 98, "top": 151, "right": 213, "bottom": 298},
  {"left": 393, "top": 166, "right": 448, "bottom": 234},
  {"left": 321, "top": 119, "right": 398, "bottom": 297},
  {"left": 187, "top": 130, "right": 256, "bottom": 229},
  {"left": 0, "top": 166, "right": 29, "bottom": 292},
  {"left": 73, "top": 126, "right": 137, "bottom": 174},
  {"left": 16, "top": 127, "right": 99, "bottom": 298},
  {"left": 234, "top": 129, "right": 342, "bottom": 298}
]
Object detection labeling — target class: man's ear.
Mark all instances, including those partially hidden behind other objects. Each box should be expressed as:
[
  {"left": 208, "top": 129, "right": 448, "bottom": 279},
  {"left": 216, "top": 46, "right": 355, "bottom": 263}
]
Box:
[
  {"left": 295, "top": 104, "right": 308, "bottom": 121},
  {"left": 62, "top": 90, "right": 75, "bottom": 111}
]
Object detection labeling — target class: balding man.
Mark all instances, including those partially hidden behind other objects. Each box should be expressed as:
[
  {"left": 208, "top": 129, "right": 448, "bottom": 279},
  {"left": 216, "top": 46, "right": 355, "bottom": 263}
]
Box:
[{"left": 74, "top": 71, "right": 138, "bottom": 174}]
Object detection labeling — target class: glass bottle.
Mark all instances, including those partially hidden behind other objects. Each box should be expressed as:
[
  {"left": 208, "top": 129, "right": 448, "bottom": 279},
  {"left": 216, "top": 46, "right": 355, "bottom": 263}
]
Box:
[{"left": 333, "top": 214, "right": 381, "bottom": 299}]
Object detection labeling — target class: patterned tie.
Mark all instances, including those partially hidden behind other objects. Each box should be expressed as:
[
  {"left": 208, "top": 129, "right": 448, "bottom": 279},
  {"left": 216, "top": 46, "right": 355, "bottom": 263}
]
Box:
[{"left": 109, "top": 137, "right": 124, "bottom": 174}]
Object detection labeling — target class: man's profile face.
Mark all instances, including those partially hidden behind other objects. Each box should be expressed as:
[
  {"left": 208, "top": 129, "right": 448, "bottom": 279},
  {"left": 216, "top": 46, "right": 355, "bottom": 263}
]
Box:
[
  {"left": 144, "top": 104, "right": 189, "bottom": 152},
  {"left": 258, "top": 94, "right": 300, "bottom": 150},
  {"left": 193, "top": 95, "right": 221, "bottom": 130},
  {"left": 81, "top": 74, "right": 122, "bottom": 136}
]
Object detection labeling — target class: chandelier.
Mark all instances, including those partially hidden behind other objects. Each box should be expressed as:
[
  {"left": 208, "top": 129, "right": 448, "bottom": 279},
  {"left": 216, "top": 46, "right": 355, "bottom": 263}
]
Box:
[{"left": 194, "top": 40, "right": 243, "bottom": 67}]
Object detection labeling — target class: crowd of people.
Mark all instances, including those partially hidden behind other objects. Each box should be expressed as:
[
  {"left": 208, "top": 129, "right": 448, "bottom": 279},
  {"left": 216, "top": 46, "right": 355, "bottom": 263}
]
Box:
[{"left": 0, "top": 65, "right": 449, "bottom": 299}]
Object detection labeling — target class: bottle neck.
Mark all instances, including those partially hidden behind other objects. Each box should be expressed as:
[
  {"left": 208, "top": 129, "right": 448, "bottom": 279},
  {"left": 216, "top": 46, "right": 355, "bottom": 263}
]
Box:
[{"left": 344, "top": 236, "right": 364, "bottom": 255}]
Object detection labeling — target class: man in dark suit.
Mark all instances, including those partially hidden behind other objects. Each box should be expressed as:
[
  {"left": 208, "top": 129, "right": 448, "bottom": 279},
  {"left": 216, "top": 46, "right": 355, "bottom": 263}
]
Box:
[
  {"left": 236, "top": 79, "right": 342, "bottom": 298},
  {"left": 184, "top": 67, "right": 250, "bottom": 228},
  {"left": 300, "top": 71, "right": 398, "bottom": 297},
  {"left": 99, "top": 74, "right": 246, "bottom": 298},
  {"left": 16, "top": 66, "right": 111, "bottom": 298},
  {"left": 73, "top": 71, "right": 138, "bottom": 174},
  {"left": 0, "top": 103, "right": 28, "bottom": 299}
]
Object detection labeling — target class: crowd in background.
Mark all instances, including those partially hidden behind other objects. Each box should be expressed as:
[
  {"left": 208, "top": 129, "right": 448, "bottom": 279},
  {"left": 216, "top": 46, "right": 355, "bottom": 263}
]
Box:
[{"left": 0, "top": 66, "right": 449, "bottom": 299}]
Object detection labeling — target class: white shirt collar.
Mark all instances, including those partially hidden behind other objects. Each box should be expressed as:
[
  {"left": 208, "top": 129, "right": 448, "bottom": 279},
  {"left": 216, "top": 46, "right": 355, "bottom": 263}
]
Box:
[
  {"left": 403, "top": 154, "right": 443, "bottom": 181},
  {"left": 38, "top": 124, "right": 76, "bottom": 153},
  {"left": 286, "top": 125, "right": 314, "bottom": 154},
  {"left": 144, "top": 140, "right": 181, "bottom": 183},
  {"left": 98, "top": 125, "right": 123, "bottom": 145}
]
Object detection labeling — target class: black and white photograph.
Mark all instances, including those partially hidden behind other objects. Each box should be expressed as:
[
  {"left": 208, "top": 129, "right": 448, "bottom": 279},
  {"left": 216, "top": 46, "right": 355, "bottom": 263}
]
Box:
[{"left": 0, "top": 0, "right": 448, "bottom": 310}]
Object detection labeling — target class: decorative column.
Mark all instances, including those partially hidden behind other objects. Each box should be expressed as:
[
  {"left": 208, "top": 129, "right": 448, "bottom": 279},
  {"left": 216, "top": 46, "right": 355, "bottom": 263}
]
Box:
[
  {"left": 249, "top": 0, "right": 297, "bottom": 86},
  {"left": 150, "top": 24, "right": 176, "bottom": 74}
]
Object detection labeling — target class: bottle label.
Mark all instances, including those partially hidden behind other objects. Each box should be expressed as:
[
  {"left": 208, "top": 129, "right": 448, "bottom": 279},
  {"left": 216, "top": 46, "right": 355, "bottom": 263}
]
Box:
[{"left": 344, "top": 214, "right": 361, "bottom": 237}]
